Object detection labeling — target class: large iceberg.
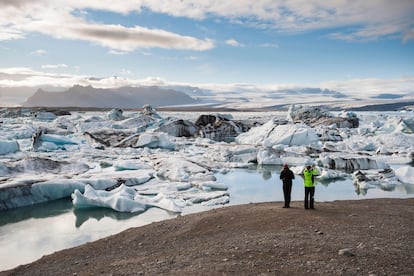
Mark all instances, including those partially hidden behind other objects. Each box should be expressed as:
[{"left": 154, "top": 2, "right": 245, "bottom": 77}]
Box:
[{"left": 236, "top": 119, "right": 319, "bottom": 147}]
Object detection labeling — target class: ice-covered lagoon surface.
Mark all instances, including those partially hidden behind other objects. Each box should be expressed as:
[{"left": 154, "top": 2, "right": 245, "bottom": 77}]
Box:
[{"left": 1, "top": 106, "right": 414, "bottom": 270}]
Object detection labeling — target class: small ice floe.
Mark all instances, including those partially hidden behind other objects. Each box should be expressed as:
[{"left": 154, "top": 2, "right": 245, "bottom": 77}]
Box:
[
  {"left": 202, "top": 144, "right": 258, "bottom": 167},
  {"left": 394, "top": 166, "right": 414, "bottom": 184},
  {"left": 3, "top": 157, "right": 90, "bottom": 177},
  {"left": 115, "top": 114, "right": 156, "bottom": 130},
  {"left": 33, "top": 111, "right": 57, "bottom": 121},
  {"left": 0, "top": 140, "right": 20, "bottom": 155},
  {"left": 201, "top": 195, "right": 230, "bottom": 206},
  {"left": 114, "top": 132, "right": 175, "bottom": 149},
  {"left": 31, "top": 128, "right": 78, "bottom": 151},
  {"left": 153, "top": 156, "right": 211, "bottom": 182},
  {"left": 106, "top": 108, "right": 125, "bottom": 121},
  {"left": 135, "top": 179, "right": 192, "bottom": 196},
  {"left": 181, "top": 188, "right": 229, "bottom": 205},
  {"left": 352, "top": 168, "right": 401, "bottom": 194},
  {"left": 113, "top": 160, "right": 152, "bottom": 171},
  {"left": 141, "top": 104, "right": 161, "bottom": 119},
  {"left": 317, "top": 168, "right": 348, "bottom": 181},
  {"left": 257, "top": 149, "right": 282, "bottom": 165},
  {"left": 194, "top": 181, "right": 228, "bottom": 191},
  {"left": 71, "top": 184, "right": 182, "bottom": 213},
  {"left": 319, "top": 153, "right": 388, "bottom": 171}
]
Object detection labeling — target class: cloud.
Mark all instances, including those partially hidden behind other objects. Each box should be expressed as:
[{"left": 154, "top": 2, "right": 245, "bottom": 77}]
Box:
[
  {"left": 403, "top": 28, "right": 414, "bottom": 42},
  {"left": 260, "top": 43, "right": 279, "bottom": 48},
  {"left": 0, "top": 1, "right": 215, "bottom": 51},
  {"left": 30, "top": 49, "right": 48, "bottom": 56},
  {"left": 108, "top": 49, "right": 128, "bottom": 55},
  {"left": 41, "top": 64, "right": 68, "bottom": 69},
  {"left": 1, "top": 0, "right": 412, "bottom": 51},
  {"left": 70, "top": 24, "right": 214, "bottom": 51},
  {"left": 225, "top": 39, "right": 245, "bottom": 47},
  {"left": 124, "top": 0, "right": 414, "bottom": 41}
]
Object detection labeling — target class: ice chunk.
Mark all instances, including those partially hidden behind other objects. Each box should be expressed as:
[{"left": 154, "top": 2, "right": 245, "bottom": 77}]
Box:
[
  {"left": 107, "top": 108, "right": 125, "bottom": 120},
  {"left": 72, "top": 184, "right": 182, "bottom": 213},
  {"left": 0, "top": 140, "right": 20, "bottom": 155},
  {"left": 132, "top": 133, "right": 175, "bottom": 149},
  {"left": 395, "top": 166, "right": 414, "bottom": 184},
  {"left": 319, "top": 153, "right": 388, "bottom": 171},
  {"left": 257, "top": 149, "right": 282, "bottom": 165},
  {"left": 237, "top": 120, "right": 319, "bottom": 147}
]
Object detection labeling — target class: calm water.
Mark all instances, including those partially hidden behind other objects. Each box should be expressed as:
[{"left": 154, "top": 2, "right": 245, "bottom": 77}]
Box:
[{"left": 1, "top": 166, "right": 413, "bottom": 271}]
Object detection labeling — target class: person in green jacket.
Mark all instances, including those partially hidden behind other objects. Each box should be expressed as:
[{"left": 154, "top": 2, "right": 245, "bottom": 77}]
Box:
[{"left": 303, "top": 165, "right": 318, "bottom": 209}]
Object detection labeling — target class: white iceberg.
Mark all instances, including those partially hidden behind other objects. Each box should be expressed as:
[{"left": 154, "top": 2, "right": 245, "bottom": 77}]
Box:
[
  {"left": 71, "top": 184, "right": 182, "bottom": 213},
  {"left": 237, "top": 120, "right": 319, "bottom": 147},
  {"left": 395, "top": 166, "right": 414, "bottom": 184}
]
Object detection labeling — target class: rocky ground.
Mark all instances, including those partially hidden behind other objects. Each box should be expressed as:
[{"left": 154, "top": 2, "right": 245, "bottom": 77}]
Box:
[{"left": 2, "top": 198, "right": 413, "bottom": 276}]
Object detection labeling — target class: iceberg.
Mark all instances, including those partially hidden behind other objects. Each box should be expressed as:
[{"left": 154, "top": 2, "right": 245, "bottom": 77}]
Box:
[
  {"left": 395, "top": 166, "right": 414, "bottom": 184},
  {"left": 236, "top": 120, "right": 319, "bottom": 147},
  {"left": 71, "top": 184, "right": 182, "bottom": 213}
]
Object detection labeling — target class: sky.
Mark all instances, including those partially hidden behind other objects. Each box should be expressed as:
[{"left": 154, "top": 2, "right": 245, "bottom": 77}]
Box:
[{"left": 1, "top": 0, "right": 414, "bottom": 105}]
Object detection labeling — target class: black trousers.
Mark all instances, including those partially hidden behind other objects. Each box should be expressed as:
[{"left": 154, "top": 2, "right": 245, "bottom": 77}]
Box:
[
  {"left": 283, "top": 183, "right": 292, "bottom": 207},
  {"left": 304, "top": 186, "right": 315, "bottom": 209}
]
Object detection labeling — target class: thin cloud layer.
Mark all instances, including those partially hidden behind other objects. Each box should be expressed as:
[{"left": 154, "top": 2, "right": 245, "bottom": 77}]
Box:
[
  {"left": 0, "top": 0, "right": 413, "bottom": 52},
  {"left": 1, "top": 67, "right": 413, "bottom": 99}
]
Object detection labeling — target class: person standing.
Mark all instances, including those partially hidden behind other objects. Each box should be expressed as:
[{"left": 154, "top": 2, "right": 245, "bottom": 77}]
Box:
[
  {"left": 280, "top": 164, "right": 295, "bottom": 208},
  {"left": 303, "top": 165, "right": 318, "bottom": 209}
]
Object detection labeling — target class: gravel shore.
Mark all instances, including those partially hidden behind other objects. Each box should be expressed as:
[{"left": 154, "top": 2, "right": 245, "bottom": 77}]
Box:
[{"left": 2, "top": 198, "right": 413, "bottom": 275}]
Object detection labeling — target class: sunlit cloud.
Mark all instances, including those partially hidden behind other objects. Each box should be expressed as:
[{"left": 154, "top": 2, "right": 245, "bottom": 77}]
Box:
[{"left": 225, "top": 39, "right": 245, "bottom": 47}]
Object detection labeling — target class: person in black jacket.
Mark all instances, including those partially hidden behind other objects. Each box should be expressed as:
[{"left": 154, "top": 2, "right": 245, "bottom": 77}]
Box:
[{"left": 279, "top": 164, "right": 295, "bottom": 208}]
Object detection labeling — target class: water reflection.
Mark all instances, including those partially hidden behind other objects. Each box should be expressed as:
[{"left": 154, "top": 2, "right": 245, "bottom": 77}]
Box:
[
  {"left": 73, "top": 208, "right": 139, "bottom": 228},
  {"left": 217, "top": 167, "right": 414, "bottom": 205},
  {"left": 0, "top": 198, "right": 73, "bottom": 226}
]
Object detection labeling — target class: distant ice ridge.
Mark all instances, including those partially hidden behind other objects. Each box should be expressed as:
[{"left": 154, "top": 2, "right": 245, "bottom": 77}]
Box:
[{"left": 0, "top": 105, "right": 413, "bottom": 212}]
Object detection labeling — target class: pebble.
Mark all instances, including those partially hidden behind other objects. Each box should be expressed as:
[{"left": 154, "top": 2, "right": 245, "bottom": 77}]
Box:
[{"left": 338, "top": 248, "right": 355, "bottom": 256}]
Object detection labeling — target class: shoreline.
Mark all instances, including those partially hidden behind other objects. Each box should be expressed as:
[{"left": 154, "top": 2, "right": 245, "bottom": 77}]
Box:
[{"left": 2, "top": 198, "right": 413, "bottom": 275}]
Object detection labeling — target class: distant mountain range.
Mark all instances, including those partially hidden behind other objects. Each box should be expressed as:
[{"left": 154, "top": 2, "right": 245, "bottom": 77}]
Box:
[
  {"left": 23, "top": 85, "right": 198, "bottom": 108},
  {"left": 7, "top": 84, "right": 413, "bottom": 111}
]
